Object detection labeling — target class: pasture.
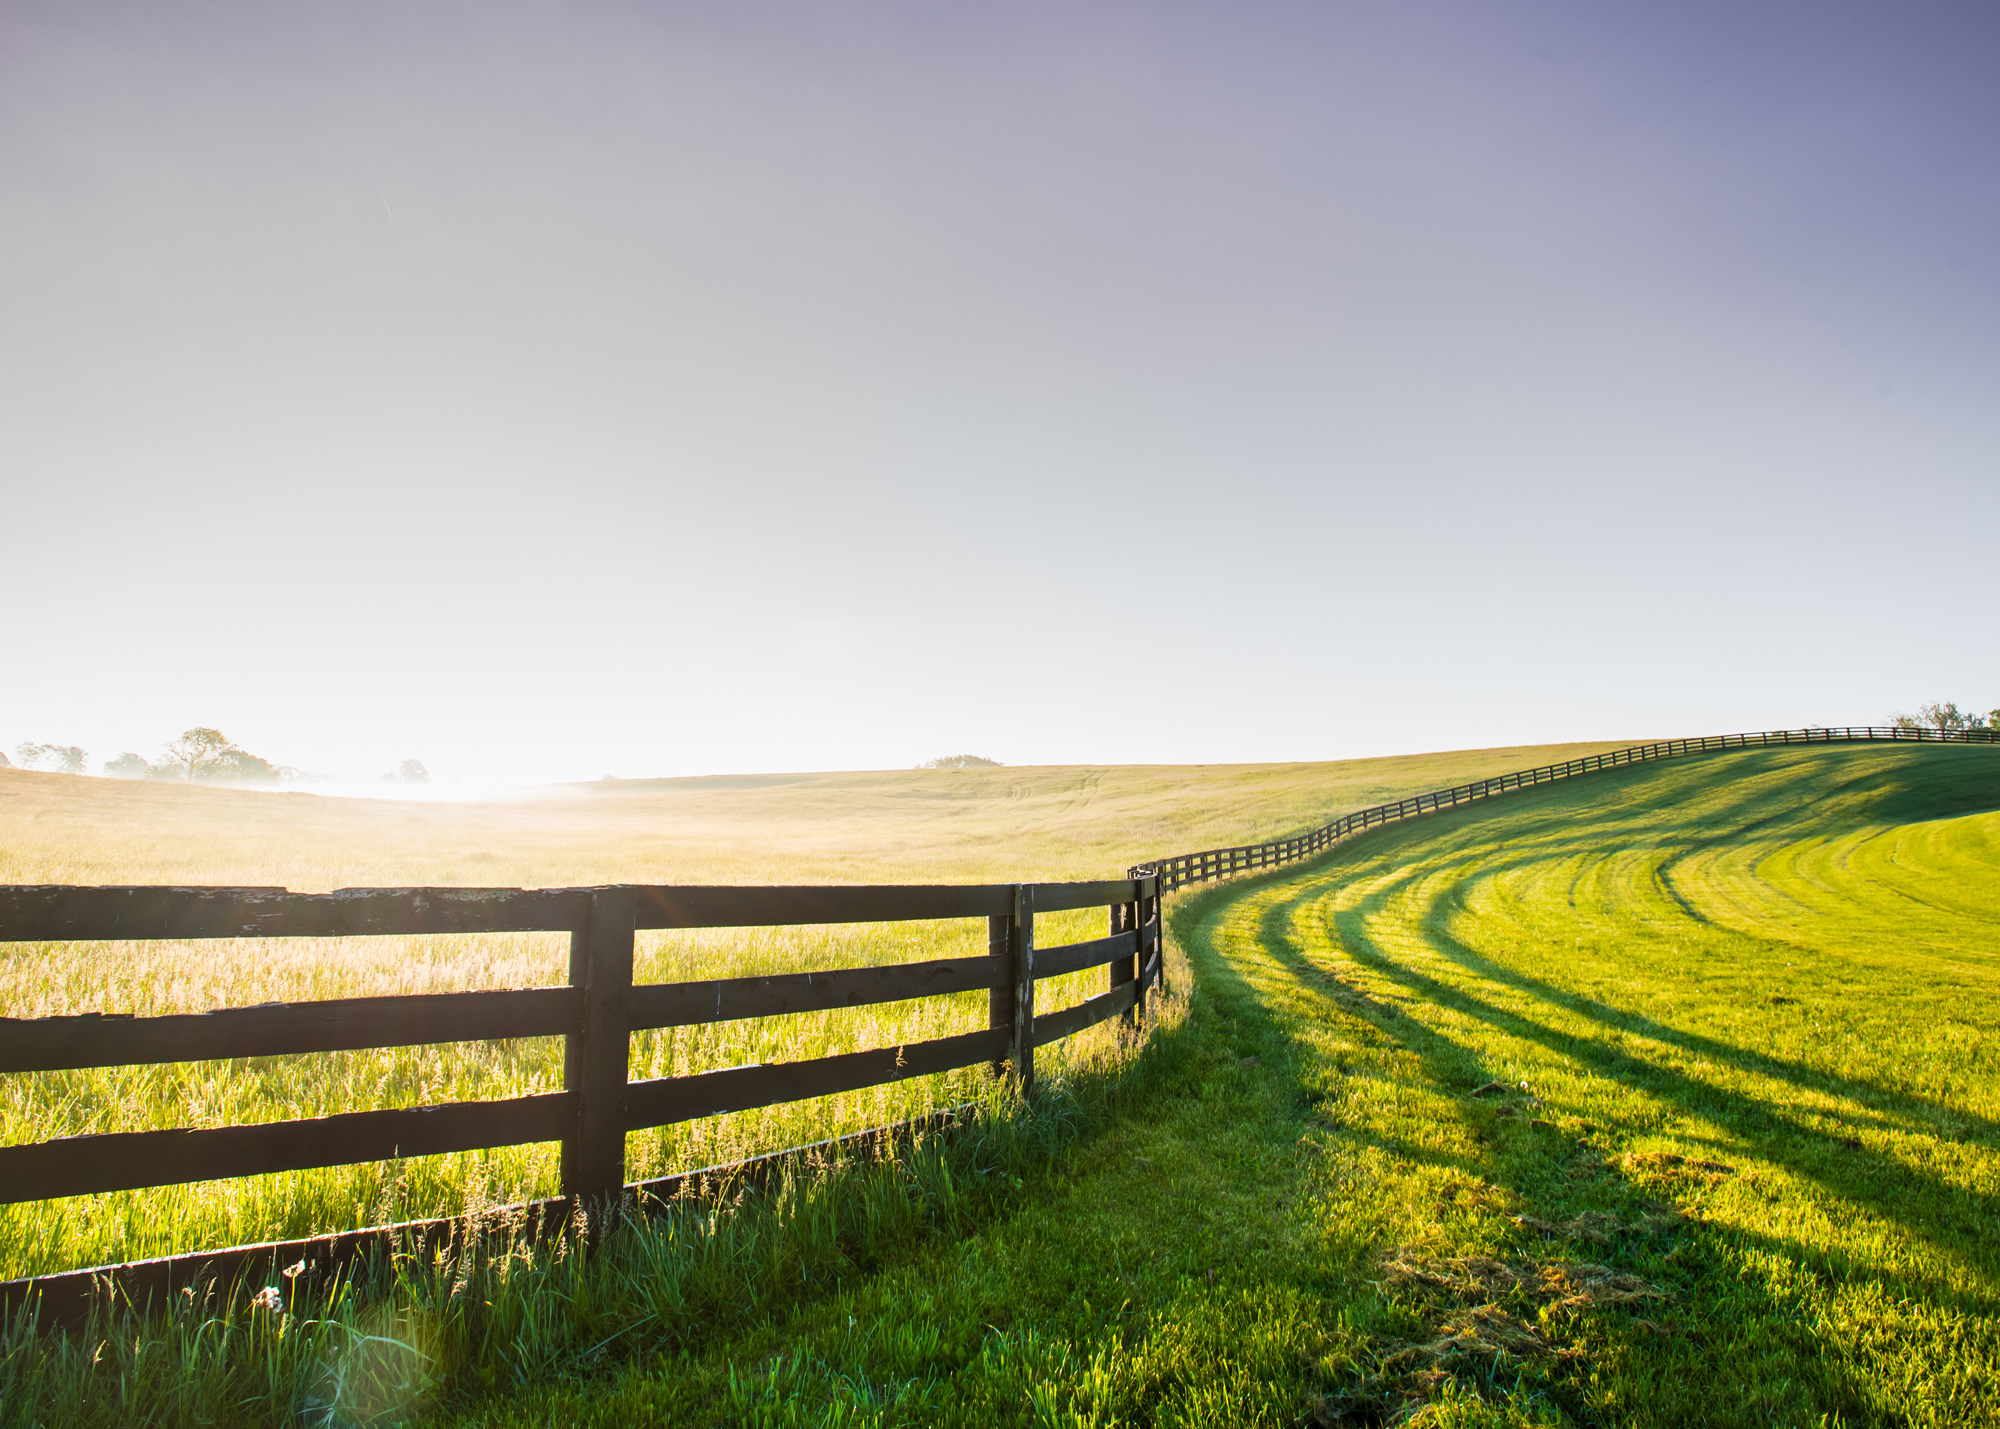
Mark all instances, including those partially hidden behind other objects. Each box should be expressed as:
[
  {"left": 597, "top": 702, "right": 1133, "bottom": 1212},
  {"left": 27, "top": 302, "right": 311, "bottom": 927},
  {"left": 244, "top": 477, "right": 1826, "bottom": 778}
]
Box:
[
  {"left": 7, "top": 737, "right": 1994, "bottom": 1426},
  {"left": 433, "top": 742, "right": 2000, "bottom": 1427},
  {"left": 0, "top": 742, "right": 1622, "bottom": 1282}
]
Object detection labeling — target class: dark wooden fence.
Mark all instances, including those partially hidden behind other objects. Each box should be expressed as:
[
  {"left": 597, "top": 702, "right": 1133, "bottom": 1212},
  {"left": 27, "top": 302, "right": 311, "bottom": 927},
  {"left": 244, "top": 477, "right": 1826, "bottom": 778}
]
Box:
[
  {"left": 1127, "top": 724, "right": 2000, "bottom": 890},
  {"left": 0, "top": 878, "right": 1160, "bottom": 1329},
  {"left": 3, "top": 720, "right": 1991, "bottom": 1329}
]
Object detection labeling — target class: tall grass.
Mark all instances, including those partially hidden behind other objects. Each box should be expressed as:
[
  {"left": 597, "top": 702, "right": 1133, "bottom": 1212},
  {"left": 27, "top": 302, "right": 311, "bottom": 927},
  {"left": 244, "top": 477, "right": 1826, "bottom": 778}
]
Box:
[
  {"left": 0, "top": 1022, "right": 1177, "bottom": 1429},
  {"left": 0, "top": 912, "right": 1119, "bottom": 1280}
]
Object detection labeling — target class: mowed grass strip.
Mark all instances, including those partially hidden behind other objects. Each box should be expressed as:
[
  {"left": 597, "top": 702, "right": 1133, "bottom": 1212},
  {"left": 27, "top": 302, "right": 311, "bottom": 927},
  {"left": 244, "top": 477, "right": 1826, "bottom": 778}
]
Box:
[
  {"left": 0, "top": 742, "right": 1628, "bottom": 1279},
  {"left": 432, "top": 743, "right": 2000, "bottom": 1427}
]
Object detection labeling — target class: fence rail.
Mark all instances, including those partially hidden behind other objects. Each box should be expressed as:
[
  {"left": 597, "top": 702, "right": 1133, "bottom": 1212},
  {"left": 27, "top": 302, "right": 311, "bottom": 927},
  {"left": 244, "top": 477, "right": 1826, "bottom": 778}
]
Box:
[
  {"left": 1128, "top": 724, "right": 2000, "bottom": 890},
  {"left": 3, "top": 720, "right": 1988, "bottom": 1329}
]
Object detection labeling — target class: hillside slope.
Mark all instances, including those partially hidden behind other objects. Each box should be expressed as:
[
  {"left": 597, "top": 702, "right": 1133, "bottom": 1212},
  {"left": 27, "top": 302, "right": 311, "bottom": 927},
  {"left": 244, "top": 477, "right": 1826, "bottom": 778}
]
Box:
[
  {"left": 431, "top": 741, "right": 2000, "bottom": 1427},
  {"left": 0, "top": 740, "right": 1632, "bottom": 888}
]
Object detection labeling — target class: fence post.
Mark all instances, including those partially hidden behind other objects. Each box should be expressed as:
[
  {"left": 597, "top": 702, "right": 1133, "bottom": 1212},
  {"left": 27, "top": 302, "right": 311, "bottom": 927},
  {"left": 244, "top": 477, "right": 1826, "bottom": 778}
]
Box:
[
  {"left": 1009, "top": 884, "right": 1036, "bottom": 1098},
  {"left": 562, "top": 885, "right": 635, "bottom": 1230},
  {"left": 1140, "top": 875, "right": 1162, "bottom": 1001},
  {"left": 1109, "top": 895, "right": 1136, "bottom": 1027},
  {"left": 988, "top": 910, "right": 1013, "bottom": 1077}
]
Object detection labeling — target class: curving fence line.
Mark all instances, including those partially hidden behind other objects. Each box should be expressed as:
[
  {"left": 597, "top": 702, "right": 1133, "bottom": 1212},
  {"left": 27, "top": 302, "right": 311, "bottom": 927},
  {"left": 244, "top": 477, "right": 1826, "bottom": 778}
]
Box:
[
  {"left": 1127, "top": 724, "right": 2000, "bottom": 890},
  {"left": 3, "top": 721, "right": 1990, "bottom": 1330}
]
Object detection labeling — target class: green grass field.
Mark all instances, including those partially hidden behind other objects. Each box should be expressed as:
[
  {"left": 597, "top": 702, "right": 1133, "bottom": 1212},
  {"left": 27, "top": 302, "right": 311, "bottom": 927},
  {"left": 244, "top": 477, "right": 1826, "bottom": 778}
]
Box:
[
  {"left": 6, "top": 740, "right": 1997, "bottom": 1426},
  {"left": 0, "top": 742, "right": 1623, "bottom": 1282},
  {"left": 413, "top": 741, "right": 2000, "bottom": 1428}
]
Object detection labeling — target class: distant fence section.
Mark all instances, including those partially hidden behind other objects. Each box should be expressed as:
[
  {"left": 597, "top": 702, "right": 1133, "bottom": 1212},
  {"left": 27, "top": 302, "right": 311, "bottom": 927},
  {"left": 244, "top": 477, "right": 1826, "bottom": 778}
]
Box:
[
  {"left": 1128, "top": 725, "right": 2000, "bottom": 891},
  {"left": 3, "top": 721, "right": 1992, "bottom": 1330}
]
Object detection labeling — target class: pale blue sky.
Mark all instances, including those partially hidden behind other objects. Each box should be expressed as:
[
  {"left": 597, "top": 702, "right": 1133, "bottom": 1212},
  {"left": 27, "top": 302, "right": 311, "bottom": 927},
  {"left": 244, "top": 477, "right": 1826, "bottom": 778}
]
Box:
[{"left": 3, "top": 2, "right": 1996, "bottom": 784}]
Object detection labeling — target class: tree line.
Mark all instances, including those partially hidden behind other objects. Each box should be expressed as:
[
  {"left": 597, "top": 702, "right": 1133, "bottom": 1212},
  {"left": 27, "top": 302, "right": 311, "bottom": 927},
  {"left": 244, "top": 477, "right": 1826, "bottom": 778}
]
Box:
[
  {"left": 3, "top": 729, "right": 427, "bottom": 785},
  {"left": 1892, "top": 701, "right": 2000, "bottom": 734}
]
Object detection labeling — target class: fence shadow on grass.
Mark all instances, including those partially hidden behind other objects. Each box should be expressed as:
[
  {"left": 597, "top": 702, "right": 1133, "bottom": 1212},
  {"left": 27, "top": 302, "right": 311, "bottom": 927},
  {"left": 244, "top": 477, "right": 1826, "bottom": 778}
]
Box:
[
  {"left": 1164, "top": 864, "right": 1998, "bottom": 1421},
  {"left": 1318, "top": 836, "right": 2000, "bottom": 1155},
  {"left": 1302, "top": 747, "right": 2000, "bottom": 1152},
  {"left": 1157, "top": 872, "right": 1802, "bottom": 1422},
  {"left": 1238, "top": 854, "right": 2000, "bottom": 1321}
]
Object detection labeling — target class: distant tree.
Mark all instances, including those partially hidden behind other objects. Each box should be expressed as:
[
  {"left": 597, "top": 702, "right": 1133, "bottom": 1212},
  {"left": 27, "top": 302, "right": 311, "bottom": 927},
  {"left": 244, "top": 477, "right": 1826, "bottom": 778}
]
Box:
[
  {"left": 1890, "top": 701, "right": 1989, "bottom": 734},
  {"left": 163, "top": 728, "right": 234, "bottom": 779},
  {"left": 0, "top": 748, "right": 11, "bottom": 768},
  {"left": 160, "top": 728, "right": 279, "bottom": 781},
  {"left": 918, "top": 754, "right": 1002, "bottom": 769},
  {"left": 1918, "top": 701, "right": 1971, "bottom": 732},
  {"left": 398, "top": 758, "right": 429, "bottom": 784},
  {"left": 10, "top": 742, "right": 85, "bottom": 772},
  {"left": 215, "top": 747, "right": 278, "bottom": 782},
  {"left": 104, "top": 753, "right": 152, "bottom": 779}
]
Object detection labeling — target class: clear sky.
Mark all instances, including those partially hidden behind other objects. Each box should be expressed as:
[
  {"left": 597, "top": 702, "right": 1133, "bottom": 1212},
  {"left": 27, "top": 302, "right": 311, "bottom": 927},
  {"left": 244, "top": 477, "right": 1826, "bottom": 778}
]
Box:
[{"left": 4, "top": 2, "right": 1996, "bottom": 785}]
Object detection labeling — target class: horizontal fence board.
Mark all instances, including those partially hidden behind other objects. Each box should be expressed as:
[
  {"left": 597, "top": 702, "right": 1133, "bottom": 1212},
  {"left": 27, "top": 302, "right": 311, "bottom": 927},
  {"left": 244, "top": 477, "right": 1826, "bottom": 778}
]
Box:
[
  {"left": 0, "top": 1094, "right": 575, "bottom": 1203},
  {"left": 0, "top": 886, "right": 589, "bottom": 943},
  {"left": 628, "top": 955, "right": 1004, "bottom": 1030},
  {"left": 1029, "top": 879, "right": 1140, "bottom": 912},
  {"left": 0, "top": 986, "right": 581, "bottom": 1073},
  {"left": 1032, "top": 931, "right": 1137, "bottom": 981},
  {"left": 1033, "top": 982, "right": 1137, "bottom": 1047},
  {"left": 631, "top": 884, "right": 1012, "bottom": 929},
  {"left": 624, "top": 1027, "right": 1006, "bottom": 1129}
]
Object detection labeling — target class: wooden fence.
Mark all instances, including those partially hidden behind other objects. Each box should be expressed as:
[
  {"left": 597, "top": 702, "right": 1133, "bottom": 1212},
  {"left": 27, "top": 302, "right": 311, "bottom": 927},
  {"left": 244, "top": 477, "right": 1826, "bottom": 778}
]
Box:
[
  {"left": 1127, "top": 724, "right": 2000, "bottom": 891},
  {"left": 0, "top": 878, "right": 1160, "bottom": 1329},
  {"left": 3, "top": 720, "right": 1991, "bottom": 1329}
]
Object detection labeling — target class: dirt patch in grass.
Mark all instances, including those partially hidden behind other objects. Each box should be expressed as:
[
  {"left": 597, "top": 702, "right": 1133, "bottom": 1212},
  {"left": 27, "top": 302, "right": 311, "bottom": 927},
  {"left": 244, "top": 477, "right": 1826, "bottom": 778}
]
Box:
[
  {"left": 1311, "top": 1252, "right": 1669, "bottom": 1425},
  {"left": 1509, "top": 1207, "right": 1686, "bottom": 1243},
  {"left": 1383, "top": 1253, "right": 1667, "bottom": 1310},
  {"left": 1620, "top": 1149, "right": 1740, "bottom": 1184}
]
